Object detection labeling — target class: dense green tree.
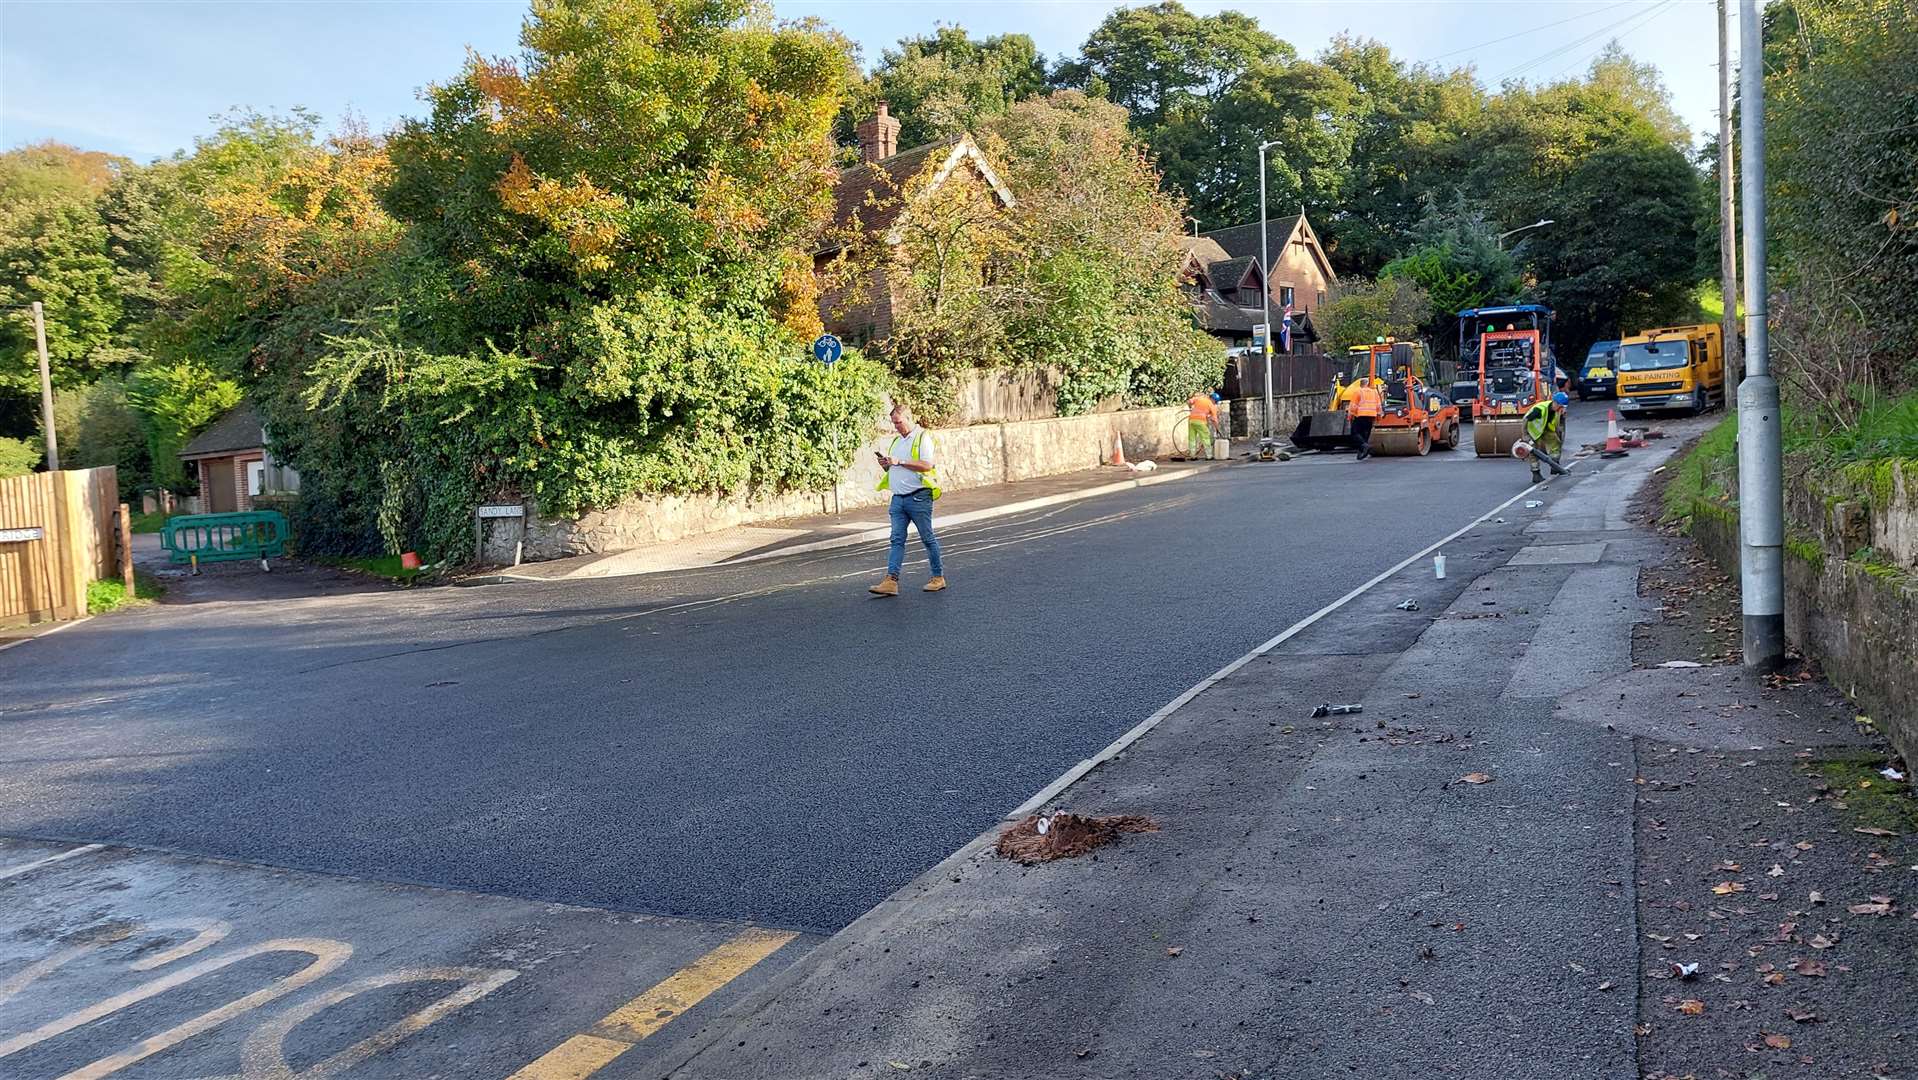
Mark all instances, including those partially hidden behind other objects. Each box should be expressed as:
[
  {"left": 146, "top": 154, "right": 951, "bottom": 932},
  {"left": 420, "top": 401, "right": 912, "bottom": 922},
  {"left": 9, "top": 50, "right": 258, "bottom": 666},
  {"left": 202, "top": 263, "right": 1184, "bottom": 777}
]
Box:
[
  {"left": 275, "top": 0, "right": 885, "bottom": 558},
  {"left": 1059, "top": 1, "right": 1291, "bottom": 219},
  {"left": 1530, "top": 139, "right": 1704, "bottom": 362},
  {"left": 1759, "top": 0, "right": 1918, "bottom": 419},
  {"left": 853, "top": 27, "right": 1048, "bottom": 148},
  {"left": 1377, "top": 197, "right": 1521, "bottom": 359}
]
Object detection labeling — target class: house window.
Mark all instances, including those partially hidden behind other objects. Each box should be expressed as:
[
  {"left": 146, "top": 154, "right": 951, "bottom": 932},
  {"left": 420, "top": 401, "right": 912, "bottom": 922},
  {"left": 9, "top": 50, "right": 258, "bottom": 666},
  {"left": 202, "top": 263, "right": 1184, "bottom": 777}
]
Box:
[
  {"left": 1317, "top": 290, "right": 1326, "bottom": 309},
  {"left": 246, "top": 461, "right": 264, "bottom": 497},
  {"left": 1279, "top": 285, "right": 1295, "bottom": 308}
]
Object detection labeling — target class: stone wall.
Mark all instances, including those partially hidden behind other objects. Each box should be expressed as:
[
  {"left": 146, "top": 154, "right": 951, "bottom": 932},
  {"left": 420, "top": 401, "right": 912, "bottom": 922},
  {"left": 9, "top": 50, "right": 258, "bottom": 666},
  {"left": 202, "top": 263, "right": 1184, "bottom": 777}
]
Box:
[
  {"left": 1687, "top": 457, "right": 1918, "bottom": 768},
  {"left": 496, "top": 404, "right": 1199, "bottom": 563},
  {"left": 1228, "top": 390, "right": 1326, "bottom": 440}
]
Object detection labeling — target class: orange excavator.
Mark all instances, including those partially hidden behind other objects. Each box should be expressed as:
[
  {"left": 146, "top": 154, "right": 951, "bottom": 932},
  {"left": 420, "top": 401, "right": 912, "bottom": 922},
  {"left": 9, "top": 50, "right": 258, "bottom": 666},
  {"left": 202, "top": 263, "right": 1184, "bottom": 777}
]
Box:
[{"left": 1289, "top": 339, "right": 1460, "bottom": 456}]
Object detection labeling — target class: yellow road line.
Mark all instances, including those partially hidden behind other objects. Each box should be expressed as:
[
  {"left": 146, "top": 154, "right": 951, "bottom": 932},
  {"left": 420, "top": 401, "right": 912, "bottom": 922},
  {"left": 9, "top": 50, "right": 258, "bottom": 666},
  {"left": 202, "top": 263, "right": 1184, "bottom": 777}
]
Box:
[{"left": 507, "top": 927, "right": 796, "bottom": 1080}]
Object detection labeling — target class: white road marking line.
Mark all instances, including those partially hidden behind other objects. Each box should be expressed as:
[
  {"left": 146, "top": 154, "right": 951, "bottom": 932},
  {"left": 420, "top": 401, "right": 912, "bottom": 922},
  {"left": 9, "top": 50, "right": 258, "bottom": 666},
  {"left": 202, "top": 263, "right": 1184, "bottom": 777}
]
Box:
[
  {"left": 0, "top": 843, "right": 105, "bottom": 881},
  {"left": 0, "top": 617, "right": 91, "bottom": 654},
  {"left": 1004, "top": 477, "right": 1551, "bottom": 820}
]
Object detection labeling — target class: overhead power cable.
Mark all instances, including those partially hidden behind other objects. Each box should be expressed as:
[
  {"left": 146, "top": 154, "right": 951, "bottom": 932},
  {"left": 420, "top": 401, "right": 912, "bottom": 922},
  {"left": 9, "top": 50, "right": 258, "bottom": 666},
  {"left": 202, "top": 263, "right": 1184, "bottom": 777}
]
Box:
[
  {"left": 1541, "top": 0, "right": 1680, "bottom": 82},
  {"left": 1496, "top": 0, "right": 1676, "bottom": 82},
  {"left": 1417, "top": 0, "right": 1643, "bottom": 65}
]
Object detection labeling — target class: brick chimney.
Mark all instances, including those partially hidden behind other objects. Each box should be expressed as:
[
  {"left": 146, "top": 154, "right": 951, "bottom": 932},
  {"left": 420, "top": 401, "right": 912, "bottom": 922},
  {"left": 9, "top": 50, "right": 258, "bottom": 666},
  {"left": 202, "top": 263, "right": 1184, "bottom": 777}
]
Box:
[{"left": 856, "top": 102, "right": 900, "bottom": 164}]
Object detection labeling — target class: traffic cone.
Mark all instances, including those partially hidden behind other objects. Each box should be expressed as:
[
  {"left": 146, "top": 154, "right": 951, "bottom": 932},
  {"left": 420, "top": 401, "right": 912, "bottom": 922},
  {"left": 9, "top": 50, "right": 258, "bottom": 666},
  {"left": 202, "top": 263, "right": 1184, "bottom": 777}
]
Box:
[
  {"left": 1601, "top": 410, "right": 1628, "bottom": 458},
  {"left": 1108, "top": 432, "right": 1127, "bottom": 467}
]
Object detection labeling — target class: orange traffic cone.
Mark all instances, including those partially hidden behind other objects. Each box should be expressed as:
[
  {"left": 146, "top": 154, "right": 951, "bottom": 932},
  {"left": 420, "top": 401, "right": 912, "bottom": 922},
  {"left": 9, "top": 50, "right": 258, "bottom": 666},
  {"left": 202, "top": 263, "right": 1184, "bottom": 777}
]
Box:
[
  {"left": 1601, "top": 409, "right": 1628, "bottom": 457},
  {"left": 1108, "top": 432, "right": 1127, "bottom": 467}
]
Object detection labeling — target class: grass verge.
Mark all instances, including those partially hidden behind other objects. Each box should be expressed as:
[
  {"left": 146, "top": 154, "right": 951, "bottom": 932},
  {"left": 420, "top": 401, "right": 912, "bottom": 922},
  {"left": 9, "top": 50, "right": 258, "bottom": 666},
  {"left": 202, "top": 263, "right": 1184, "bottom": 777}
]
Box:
[
  {"left": 86, "top": 574, "right": 165, "bottom": 615},
  {"left": 1660, "top": 412, "right": 1739, "bottom": 524}
]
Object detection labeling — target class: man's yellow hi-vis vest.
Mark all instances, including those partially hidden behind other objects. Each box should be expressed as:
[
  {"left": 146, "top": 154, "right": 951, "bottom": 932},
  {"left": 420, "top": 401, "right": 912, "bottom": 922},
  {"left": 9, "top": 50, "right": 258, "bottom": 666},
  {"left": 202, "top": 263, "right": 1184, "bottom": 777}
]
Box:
[{"left": 876, "top": 430, "right": 941, "bottom": 500}]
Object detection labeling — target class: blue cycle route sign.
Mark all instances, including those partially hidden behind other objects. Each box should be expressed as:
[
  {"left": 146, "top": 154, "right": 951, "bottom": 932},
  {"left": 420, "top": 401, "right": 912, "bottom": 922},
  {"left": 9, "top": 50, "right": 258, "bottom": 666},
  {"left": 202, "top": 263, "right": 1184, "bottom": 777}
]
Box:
[{"left": 811, "top": 334, "right": 843, "bottom": 365}]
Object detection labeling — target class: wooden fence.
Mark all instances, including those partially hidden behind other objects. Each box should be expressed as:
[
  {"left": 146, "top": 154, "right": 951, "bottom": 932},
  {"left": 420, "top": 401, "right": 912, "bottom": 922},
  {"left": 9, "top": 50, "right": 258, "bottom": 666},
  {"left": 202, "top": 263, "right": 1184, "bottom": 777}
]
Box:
[{"left": 0, "top": 467, "right": 120, "bottom": 627}]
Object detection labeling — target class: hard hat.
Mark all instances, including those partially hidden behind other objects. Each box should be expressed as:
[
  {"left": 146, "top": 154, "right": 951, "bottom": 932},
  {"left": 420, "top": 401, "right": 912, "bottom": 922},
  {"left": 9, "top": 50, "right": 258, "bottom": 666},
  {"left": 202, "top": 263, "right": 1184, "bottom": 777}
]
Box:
[
  {"left": 1210, "top": 391, "right": 1221, "bottom": 402},
  {"left": 1552, "top": 391, "right": 1570, "bottom": 406}
]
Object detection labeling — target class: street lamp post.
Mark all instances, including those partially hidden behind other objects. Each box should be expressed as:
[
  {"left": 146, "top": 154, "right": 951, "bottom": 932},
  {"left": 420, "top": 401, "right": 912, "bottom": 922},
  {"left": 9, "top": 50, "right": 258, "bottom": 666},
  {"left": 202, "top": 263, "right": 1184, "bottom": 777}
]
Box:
[
  {"left": 1496, "top": 218, "right": 1555, "bottom": 248},
  {"left": 1257, "top": 140, "right": 1282, "bottom": 437}
]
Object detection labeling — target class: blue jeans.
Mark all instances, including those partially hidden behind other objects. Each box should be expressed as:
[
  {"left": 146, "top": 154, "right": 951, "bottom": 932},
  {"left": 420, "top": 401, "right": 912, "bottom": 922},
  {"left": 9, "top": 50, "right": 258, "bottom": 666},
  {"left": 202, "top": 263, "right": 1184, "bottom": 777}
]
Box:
[{"left": 886, "top": 489, "right": 942, "bottom": 579}]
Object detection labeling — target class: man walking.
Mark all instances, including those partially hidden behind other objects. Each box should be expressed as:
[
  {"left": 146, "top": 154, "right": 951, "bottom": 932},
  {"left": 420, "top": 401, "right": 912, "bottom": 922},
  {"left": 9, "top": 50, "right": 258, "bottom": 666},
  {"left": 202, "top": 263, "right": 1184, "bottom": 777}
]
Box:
[
  {"left": 870, "top": 402, "right": 945, "bottom": 596},
  {"left": 1346, "top": 377, "right": 1384, "bottom": 460},
  {"left": 1523, "top": 391, "right": 1572, "bottom": 483}
]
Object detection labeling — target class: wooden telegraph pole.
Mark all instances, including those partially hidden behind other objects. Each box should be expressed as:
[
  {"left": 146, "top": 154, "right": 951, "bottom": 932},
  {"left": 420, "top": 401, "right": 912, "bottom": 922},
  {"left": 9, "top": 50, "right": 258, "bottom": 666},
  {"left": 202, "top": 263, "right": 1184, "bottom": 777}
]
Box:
[
  {"left": 31, "top": 301, "right": 60, "bottom": 470},
  {"left": 1718, "top": 0, "right": 1743, "bottom": 389}
]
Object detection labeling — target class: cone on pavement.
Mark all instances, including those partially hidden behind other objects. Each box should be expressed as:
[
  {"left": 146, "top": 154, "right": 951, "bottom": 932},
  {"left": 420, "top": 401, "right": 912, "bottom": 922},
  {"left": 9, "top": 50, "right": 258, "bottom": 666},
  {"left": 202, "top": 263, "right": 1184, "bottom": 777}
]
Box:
[
  {"left": 1108, "top": 432, "right": 1127, "bottom": 467},
  {"left": 1601, "top": 409, "right": 1628, "bottom": 458}
]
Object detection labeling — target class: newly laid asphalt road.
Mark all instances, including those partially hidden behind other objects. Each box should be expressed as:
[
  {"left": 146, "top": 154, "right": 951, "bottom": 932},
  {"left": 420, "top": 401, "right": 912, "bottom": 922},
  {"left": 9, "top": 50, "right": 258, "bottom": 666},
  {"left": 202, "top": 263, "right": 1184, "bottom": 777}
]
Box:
[{"left": 0, "top": 407, "right": 1606, "bottom": 935}]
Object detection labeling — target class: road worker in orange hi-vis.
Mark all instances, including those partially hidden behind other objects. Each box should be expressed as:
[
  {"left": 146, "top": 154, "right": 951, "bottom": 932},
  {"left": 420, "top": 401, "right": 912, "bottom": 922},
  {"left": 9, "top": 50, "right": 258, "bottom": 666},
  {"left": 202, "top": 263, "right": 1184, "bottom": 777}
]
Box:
[
  {"left": 1185, "top": 390, "right": 1221, "bottom": 459},
  {"left": 1346, "top": 377, "right": 1384, "bottom": 461}
]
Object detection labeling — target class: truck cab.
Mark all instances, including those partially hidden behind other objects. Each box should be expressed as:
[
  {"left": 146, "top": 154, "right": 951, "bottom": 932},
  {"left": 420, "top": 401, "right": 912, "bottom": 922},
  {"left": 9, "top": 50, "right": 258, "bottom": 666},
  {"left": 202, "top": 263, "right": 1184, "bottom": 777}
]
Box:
[{"left": 1616, "top": 324, "right": 1725, "bottom": 415}]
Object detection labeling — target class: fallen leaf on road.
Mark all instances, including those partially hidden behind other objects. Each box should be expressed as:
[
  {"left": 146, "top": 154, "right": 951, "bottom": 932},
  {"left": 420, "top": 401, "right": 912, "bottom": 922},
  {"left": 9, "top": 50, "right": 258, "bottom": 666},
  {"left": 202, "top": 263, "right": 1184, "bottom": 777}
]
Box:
[
  {"left": 1792, "top": 958, "right": 1827, "bottom": 977},
  {"left": 1809, "top": 891, "right": 1826, "bottom": 904},
  {"left": 888, "top": 1062, "right": 912, "bottom": 1071},
  {"left": 1810, "top": 934, "right": 1836, "bottom": 949},
  {"left": 1764, "top": 1034, "right": 1793, "bottom": 1049},
  {"left": 1461, "top": 772, "right": 1493, "bottom": 784},
  {"left": 1849, "top": 897, "right": 1895, "bottom": 916},
  {"left": 1764, "top": 972, "right": 1787, "bottom": 986},
  {"left": 1715, "top": 860, "right": 1743, "bottom": 872},
  {"left": 1676, "top": 998, "right": 1706, "bottom": 1015},
  {"left": 1165, "top": 946, "right": 1183, "bottom": 957},
  {"left": 1408, "top": 990, "right": 1435, "bottom": 1005},
  {"left": 1714, "top": 881, "right": 1748, "bottom": 896},
  {"left": 1795, "top": 841, "right": 1815, "bottom": 851},
  {"left": 1788, "top": 1005, "right": 1820, "bottom": 1023},
  {"left": 1854, "top": 827, "right": 1899, "bottom": 837},
  {"left": 1597, "top": 980, "right": 1615, "bottom": 991},
  {"left": 1768, "top": 864, "right": 1786, "bottom": 877}
]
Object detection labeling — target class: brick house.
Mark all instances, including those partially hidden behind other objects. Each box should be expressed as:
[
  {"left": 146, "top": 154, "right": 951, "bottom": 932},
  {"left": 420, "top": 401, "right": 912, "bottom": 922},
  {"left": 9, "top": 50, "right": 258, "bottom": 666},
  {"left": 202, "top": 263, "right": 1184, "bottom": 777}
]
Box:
[
  {"left": 813, "top": 104, "right": 1016, "bottom": 349},
  {"left": 1200, "top": 213, "right": 1339, "bottom": 328},
  {"left": 179, "top": 402, "right": 299, "bottom": 513}
]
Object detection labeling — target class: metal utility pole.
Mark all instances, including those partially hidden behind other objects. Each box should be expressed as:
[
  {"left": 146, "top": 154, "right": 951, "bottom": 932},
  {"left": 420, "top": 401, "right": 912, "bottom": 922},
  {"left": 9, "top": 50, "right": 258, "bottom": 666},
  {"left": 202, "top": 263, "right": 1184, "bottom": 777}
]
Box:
[
  {"left": 31, "top": 301, "right": 59, "bottom": 471},
  {"left": 1737, "top": 0, "right": 1785, "bottom": 669},
  {"left": 1257, "top": 139, "right": 1281, "bottom": 438},
  {"left": 1718, "top": 0, "right": 1743, "bottom": 388}
]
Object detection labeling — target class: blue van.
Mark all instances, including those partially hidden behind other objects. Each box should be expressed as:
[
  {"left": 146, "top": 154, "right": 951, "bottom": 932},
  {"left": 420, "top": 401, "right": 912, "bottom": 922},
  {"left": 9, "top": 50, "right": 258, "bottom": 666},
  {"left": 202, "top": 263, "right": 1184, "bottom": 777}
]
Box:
[{"left": 1576, "top": 340, "right": 1621, "bottom": 400}]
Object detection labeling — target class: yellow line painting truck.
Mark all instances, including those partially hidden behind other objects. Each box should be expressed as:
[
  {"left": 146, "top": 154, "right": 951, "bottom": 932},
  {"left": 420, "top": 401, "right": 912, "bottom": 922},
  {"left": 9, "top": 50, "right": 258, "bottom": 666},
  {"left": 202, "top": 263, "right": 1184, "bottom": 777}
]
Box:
[{"left": 1615, "top": 323, "right": 1726, "bottom": 417}]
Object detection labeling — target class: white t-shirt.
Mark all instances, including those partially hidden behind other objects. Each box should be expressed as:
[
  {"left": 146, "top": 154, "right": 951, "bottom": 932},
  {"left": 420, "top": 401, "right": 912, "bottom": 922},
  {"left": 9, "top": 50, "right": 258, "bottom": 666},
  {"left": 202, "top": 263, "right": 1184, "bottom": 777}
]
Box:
[{"left": 888, "top": 429, "right": 935, "bottom": 494}]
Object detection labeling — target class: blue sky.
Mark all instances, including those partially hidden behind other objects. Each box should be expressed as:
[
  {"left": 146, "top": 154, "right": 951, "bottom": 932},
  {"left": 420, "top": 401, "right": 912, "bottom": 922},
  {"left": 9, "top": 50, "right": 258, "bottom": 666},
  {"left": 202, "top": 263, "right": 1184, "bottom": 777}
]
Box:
[{"left": 0, "top": 0, "right": 1727, "bottom": 163}]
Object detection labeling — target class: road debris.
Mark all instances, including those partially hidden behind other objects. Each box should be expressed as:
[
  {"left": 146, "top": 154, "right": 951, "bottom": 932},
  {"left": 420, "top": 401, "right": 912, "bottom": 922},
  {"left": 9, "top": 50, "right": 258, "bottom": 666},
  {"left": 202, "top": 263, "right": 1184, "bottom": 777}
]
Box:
[
  {"left": 1311, "top": 703, "right": 1363, "bottom": 718},
  {"left": 1670, "top": 961, "right": 1699, "bottom": 980},
  {"left": 995, "top": 812, "right": 1158, "bottom": 864},
  {"left": 1524, "top": 499, "right": 1544, "bottom": 509},
  {"left": 1459, "top": 772, "right": 1494, "bottom": 785},
  {"left": 1395, "top": 599, "right": 1421, "bottom": 611},
  {"left": 1658, "top": 660, "right": 1704, "bottom": 668}
]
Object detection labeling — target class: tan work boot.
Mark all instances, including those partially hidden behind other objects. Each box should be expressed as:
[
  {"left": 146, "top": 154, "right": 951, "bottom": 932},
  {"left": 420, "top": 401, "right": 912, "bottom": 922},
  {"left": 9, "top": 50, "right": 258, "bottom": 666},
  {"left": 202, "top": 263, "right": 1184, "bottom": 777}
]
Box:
[
  {"left": 923, "top": 576, "right": 948, "bottom": 592},
  {"left": 869, "top": 576, "right": 900, "bottom": 597}
]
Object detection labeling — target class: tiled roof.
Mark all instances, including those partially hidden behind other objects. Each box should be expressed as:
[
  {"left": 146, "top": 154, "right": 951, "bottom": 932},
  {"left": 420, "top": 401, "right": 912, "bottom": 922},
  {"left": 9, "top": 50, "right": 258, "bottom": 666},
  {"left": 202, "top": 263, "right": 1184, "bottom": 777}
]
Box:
[
  {"left": 1175, "top": 236, "right": 1232, "bottom": 265},
  {"left": 822, "top": 138, "right": 962, "bottom": 252},
  {"left": 1201, "top": 216, "right": 1302, "bottom": 262},
  {"left": 1208, "top": 255, "right": 1261, "bottom": 290},
  {"left": 1194, "top": 292, "right": 1264, "bottom": 333},
  {"left": 180, "top": 403, "right": 264, "bottom": 459}
]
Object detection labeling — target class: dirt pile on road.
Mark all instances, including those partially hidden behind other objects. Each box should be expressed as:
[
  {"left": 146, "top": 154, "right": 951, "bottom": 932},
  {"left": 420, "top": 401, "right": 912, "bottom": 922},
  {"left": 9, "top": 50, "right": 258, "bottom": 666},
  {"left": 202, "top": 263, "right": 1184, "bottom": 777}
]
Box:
[{"left": 995, "top": 813, "right": 1157, "bottom": 864}]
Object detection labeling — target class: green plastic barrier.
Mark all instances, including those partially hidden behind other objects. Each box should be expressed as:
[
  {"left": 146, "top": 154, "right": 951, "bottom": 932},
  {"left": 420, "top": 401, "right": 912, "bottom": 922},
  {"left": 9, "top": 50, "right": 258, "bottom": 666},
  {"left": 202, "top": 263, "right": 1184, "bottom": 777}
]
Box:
[{"left": 161, "top": 511, "right": 289, "bottom": 566}]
